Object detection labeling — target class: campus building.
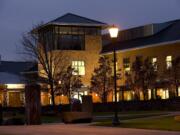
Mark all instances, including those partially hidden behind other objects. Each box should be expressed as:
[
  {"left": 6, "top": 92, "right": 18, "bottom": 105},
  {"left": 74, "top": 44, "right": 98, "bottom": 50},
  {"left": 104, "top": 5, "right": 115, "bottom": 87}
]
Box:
[
  {"left": 102, "top": 19, "right": 180, "bottom": 101},
  {"left": 35, "top": 13, "right": 107, "bottom": 105},
  {"left": 0, "top": 61, "right": 37, "bottom": 107},
  {"left": 0, "top": 13, "right": 179, "bottom": 106}
]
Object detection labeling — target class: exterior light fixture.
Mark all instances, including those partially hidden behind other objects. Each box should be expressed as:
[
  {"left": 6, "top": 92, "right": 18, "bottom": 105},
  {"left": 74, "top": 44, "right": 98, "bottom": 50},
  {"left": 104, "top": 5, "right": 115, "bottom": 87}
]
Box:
[
  {"left": 109, "top": 25, "right": 119, "bottom": 38},
  {"left": 58, "top": 80, "right": 61, "bottom": 84},
  {"left": 109, "top": 24, "right": 120, "bottom": 126}
]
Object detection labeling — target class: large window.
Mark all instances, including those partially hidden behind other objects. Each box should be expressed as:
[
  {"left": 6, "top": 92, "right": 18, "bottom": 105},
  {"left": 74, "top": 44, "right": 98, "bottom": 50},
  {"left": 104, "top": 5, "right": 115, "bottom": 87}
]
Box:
[
  {"left": 72, "top": 61, "right": 85, "bottom": 75},
  {"left": 166, "top": 56, "right": 172, "bottom": 69},
  {"left": 38, "top": 26, "right": 101, "bottom": 51},
  {"left": 56, "top": 35, "right": 85, "bottom": 50}
]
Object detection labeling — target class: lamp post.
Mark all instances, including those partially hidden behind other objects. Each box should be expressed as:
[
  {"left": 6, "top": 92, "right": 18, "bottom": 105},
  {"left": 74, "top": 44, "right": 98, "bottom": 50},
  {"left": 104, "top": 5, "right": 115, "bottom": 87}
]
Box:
[{"left": 109, "top": 25, "right": 120, "bottom": 126}]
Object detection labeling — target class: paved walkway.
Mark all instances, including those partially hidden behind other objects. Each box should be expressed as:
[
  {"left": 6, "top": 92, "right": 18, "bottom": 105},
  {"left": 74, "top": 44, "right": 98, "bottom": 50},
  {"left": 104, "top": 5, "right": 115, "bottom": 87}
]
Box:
[{"left": 0, "top": 124, "right": 179, "bottom": 135}]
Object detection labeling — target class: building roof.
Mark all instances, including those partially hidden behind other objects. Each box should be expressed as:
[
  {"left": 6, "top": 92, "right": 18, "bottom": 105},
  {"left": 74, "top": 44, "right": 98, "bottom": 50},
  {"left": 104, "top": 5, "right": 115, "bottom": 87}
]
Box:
[
  {"left": 49, "top": 13, "right": 107, "bottom": 27},
  {"left": 35, "top": 13, "right": 108, "bottom": 31},
  {"left": 0, "top": 61, "right": 37, "bottom": 75},
  {"left": 0, "top": 72, "right": 26, "bottom": 84},
  {"left": 102, "top": 19, "right": 180, "bottom": 54},
  {"left": 0, "top": 61, "right": 38, "bottom": 84}
]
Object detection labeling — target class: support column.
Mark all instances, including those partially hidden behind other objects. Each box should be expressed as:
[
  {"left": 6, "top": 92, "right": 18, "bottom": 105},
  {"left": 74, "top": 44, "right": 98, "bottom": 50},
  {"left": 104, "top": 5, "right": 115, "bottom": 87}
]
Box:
[{"left": 25, "top": 84, "right": 41, "bottom": 125}]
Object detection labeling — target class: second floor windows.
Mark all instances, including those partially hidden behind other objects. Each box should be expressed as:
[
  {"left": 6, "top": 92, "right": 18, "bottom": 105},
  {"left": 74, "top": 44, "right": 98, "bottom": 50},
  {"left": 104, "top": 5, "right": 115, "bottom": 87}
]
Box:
[
  {"left": 152, "top": 57, "right": 157, "bottom": 71},
  {"left": 166, "top": 56, "right": 172, "bottom": 69},
  {"left": 56, "top": 34, "right": 85, "bottom": 50},
  {"left": 123, "top": 58, "right": 131, "bottom": 74},
  {"left": 72, "top": 61, "right": 85, "bottom": 76}
]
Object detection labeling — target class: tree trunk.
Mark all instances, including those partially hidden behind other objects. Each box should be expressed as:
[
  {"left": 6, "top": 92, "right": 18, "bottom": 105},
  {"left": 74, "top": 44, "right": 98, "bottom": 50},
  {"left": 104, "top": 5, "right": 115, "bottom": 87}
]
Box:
[
  {"left": 103, "top": 76, "right": 106, "bottom": 103},
  {"left": 25, "top": 84, "right": 41, "bottom": 125},
  {"left": 175, "top": 84, "right": 179, "bottom": 97},
  {"left": 50, "top": 82, "right": 56, "bottom": 111}
]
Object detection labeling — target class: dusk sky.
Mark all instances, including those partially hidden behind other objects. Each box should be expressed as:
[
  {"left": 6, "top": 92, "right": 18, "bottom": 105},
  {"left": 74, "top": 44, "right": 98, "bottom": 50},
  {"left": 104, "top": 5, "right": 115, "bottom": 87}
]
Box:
[{"left": 0, "top": 0, "right": 180, "bottom": 61}]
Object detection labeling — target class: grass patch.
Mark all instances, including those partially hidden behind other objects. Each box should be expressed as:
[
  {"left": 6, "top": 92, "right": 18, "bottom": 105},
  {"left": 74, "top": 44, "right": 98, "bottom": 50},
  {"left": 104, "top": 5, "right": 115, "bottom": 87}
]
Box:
[
  {"left": 94, "top": 111, "right": 169, "bottom": 122},
  {"left": 93, "top": 111, "right": 167, "bottom": 116},
  {"left": 94, "top": 116, "right": 180, "bottom": 131},
  {"left": 2, "top": 113, "right": 62, "bottom": 124}
]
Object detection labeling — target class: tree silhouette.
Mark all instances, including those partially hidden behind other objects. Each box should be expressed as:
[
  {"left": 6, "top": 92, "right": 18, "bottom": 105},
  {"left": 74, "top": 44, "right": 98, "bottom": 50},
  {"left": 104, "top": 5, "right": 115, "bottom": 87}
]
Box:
[
  {"left": 90, "top": 56, "right": 120, "bottom": 102},
  {"left": 126, "top": 57, "right": 157, "bottom": 100},
  {"left": 21, "top": 23, "right": 69, "bottom": 109}
]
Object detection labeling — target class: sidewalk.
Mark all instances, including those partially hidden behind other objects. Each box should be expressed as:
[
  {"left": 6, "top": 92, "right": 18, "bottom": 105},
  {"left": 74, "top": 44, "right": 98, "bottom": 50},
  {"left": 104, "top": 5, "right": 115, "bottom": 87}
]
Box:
[{"left": 0, "top": 124, "right": 179, "bottom": 135}]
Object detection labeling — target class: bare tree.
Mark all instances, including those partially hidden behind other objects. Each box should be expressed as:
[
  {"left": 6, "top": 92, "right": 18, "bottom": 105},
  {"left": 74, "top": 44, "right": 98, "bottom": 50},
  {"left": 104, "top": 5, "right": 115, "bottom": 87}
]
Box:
[{"left": 21, "top": 24, "right": 69, "bottom": 109}]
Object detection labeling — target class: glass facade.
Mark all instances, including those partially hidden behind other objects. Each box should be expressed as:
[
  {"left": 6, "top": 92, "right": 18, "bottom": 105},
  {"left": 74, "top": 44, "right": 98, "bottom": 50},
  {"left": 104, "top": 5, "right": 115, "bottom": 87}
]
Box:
[{"left": 38, "top": 25, "right": 101, "bottom": 51}]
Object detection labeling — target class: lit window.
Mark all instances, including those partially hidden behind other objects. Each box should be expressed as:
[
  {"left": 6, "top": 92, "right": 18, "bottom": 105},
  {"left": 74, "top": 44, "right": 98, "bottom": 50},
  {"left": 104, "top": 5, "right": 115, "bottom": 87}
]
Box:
[
  {"left": 123, "top": 58, "right": 130, "bottom": 74},
  {"left": 72, "top": 61, "right": 85, "bottom": 75},
  {"left": 152, "top": 57, "right": 157, "bottom": 71},
  {"left": 166, "top": 56, "right": 172, "bottom": 69},
  {"left": 157, "top": 89, "right": 169, "bottom": 99}
]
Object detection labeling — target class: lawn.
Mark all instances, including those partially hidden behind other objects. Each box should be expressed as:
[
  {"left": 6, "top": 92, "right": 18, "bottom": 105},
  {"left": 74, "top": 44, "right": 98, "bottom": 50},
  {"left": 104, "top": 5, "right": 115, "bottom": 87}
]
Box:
[
  {"left": 93, "top": 110, "right": 167, "bottom": 116},
  {"left": 93, "top": 111, "right": 169, "bottom": 122},
  {"left": 94, "top": 116, "right": 180, "bottom": 131}
]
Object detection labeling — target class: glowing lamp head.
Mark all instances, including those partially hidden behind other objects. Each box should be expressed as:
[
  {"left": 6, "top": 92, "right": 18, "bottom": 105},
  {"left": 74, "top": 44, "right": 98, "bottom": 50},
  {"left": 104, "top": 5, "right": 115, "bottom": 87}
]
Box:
[{"left": 109, "top": 25, "right": 119, "bottom": 38}]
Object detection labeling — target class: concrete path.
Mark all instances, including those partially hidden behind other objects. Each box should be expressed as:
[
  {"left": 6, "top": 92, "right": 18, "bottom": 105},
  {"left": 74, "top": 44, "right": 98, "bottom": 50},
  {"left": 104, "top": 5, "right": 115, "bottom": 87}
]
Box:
[{"left": 0, "top": 124, "right": 179, "bottom": 135}]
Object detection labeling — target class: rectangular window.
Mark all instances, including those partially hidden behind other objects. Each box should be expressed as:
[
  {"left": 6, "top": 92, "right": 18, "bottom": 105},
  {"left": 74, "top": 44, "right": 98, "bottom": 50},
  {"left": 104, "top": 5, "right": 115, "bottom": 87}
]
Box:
[
  {"left": 123, "top": 58, "right": 130, "bottom": 74},
  {"left": 57, "top": 35, "right": 85, "bottom": 50},
  {"left": 166, "top": 56, "right": 172, "bottom": 69},
  {"left": 72, "top": 61, "right": 85, "bottom": 75},
  {"left": 152, "top": 57, "right": 157, "bottom": 71}
]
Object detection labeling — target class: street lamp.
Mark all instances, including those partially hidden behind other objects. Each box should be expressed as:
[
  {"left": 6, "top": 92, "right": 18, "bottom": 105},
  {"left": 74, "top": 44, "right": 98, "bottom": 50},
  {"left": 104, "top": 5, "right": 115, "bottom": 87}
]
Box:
[{"left": 109, "top": 25, "right": 120, "bottom": 126}]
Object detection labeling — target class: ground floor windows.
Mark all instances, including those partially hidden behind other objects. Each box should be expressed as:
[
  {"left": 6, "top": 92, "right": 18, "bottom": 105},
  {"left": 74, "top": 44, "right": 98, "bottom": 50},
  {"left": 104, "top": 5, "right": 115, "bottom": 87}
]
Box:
[
  {"left": 0, "top": 86, "right": 178, "bottom": 107},
  {"left": 157, "top": 89, "right": 169, "bottom": 99},
  {"left": 41, "top": 92, "right": 50, "bottom": 106},
  {"left": 4, "top": 91, "right": 24, "bottom": 107},
  {"left": 123, "top": 91, "right": 133, "bottom": 101}
]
